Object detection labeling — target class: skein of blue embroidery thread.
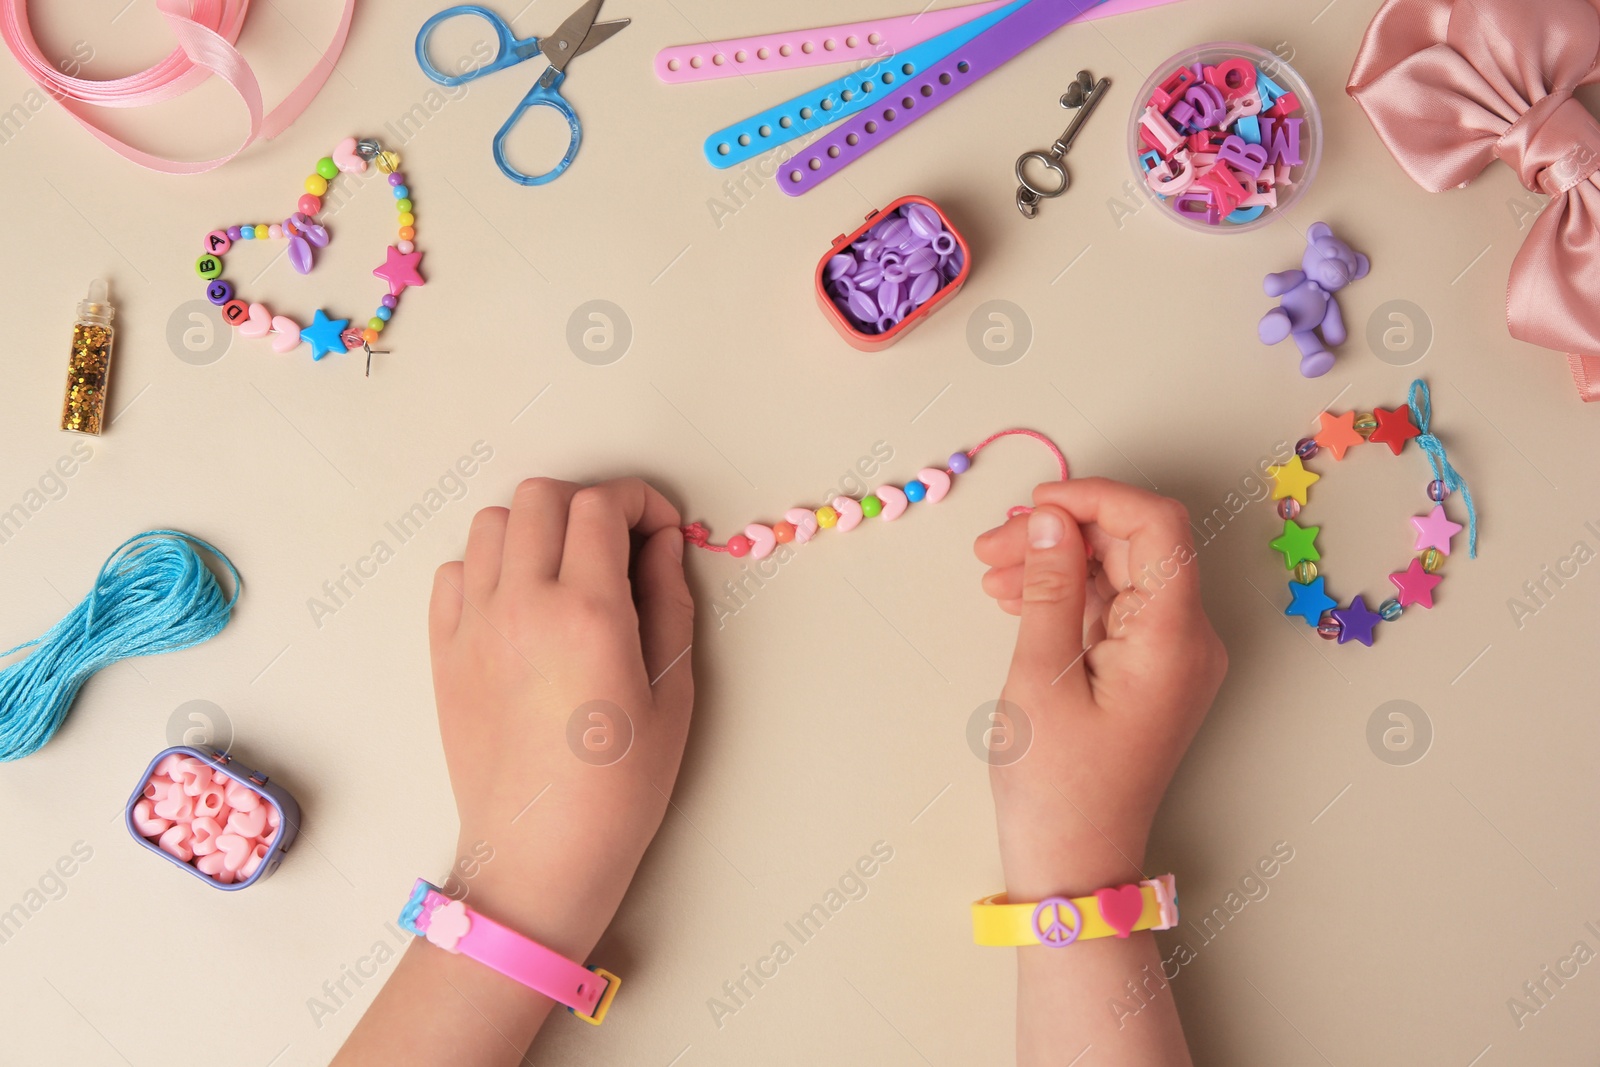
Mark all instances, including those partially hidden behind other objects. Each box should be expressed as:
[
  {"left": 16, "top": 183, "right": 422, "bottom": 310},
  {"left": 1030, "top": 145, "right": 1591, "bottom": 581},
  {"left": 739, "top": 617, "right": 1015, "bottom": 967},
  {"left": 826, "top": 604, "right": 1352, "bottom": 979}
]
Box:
[{"left": 0, "top": 530, "right": 240, "bottom": 762}]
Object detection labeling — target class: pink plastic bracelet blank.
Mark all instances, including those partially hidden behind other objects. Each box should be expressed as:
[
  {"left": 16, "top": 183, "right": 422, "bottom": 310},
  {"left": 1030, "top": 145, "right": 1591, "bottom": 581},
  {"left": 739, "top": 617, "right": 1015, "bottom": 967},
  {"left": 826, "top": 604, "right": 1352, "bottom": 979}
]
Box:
[
  {"left": 399, "top": 880, "right": 619, "bottom": 1024},
  {"left": 655, "top": 0, "right": 1186, "bottom": 84},
  {"left": 655, "top": 2, "right": 1010, "bottom": 83}
]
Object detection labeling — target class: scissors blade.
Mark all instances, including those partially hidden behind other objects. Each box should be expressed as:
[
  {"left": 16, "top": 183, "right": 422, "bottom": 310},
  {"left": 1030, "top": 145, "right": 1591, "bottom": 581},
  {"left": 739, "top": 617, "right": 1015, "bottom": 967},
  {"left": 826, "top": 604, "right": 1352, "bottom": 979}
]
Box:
[{"left": 540, "top": 0, "right": 619, "bottom": 72}]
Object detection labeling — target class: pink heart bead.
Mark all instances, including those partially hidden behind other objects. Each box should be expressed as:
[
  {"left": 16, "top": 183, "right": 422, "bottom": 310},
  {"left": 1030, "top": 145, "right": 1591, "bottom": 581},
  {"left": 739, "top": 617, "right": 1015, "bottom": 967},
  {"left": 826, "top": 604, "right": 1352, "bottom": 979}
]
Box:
[
  {"left": 158, "top": 824, "right": 194, "bottom": 863},
  {"left": 240, "top": 843, "right": 269, "bottom": 880},
  {"left": 132, "top": 799, "right": 172, "bottom": 838},
  {"left": 154, "top": 754, "right": 184, "bottom": 778},
  {"left": 270, "top": 316, "right": 303, "bottom": 353},
  {"left": 195, "top": 783, "right": 226, "bottom": 819},
  {"left": 239, "top": 303, "right": 272, "bottom": 339},
  {"left": 225, "top": 806, "right": 267, "bottom": 839},
  {"left": 1094, "top": 883, "right": 1146, "bottom": 939},
  {"left": 196, "top": 852, "right": 228, "bottom": 878},
  {"left": 190, "top": 816, "right": 223, "bottom": 856},
  {"left": 332, "top": 135, "right": 367, "bottom": 174},
  {"left": 153, "top": 789, "right": 194, "bottom": 823},
  {"left": 217, "top": 833, "right": 252, "bottom": 872},
  {"left": 225, "top": 780, "right": 260, "bottom": 812}
]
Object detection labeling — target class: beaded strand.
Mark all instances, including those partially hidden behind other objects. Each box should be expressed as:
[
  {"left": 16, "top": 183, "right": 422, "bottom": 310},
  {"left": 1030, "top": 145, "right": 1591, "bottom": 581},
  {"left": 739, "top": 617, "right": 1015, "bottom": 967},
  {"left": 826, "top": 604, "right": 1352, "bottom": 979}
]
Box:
[{"left": 193, "top": 137, "right": 424, "bottom": 366}]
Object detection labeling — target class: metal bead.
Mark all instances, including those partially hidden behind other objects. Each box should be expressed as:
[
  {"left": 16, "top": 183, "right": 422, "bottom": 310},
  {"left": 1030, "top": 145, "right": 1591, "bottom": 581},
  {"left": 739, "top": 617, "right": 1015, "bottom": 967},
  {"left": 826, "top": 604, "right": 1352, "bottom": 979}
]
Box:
[
  {"left": 1277, "top": 498, "right": 1301, "bottom": 520},
  {"left": 1428, "top": 479, "right": 1448, "bottom": 502},
  {"left": 1421, "top": 548, "right": 1444, "bottom": 573},
  {"left": 1354, "top": 412, "right": 1379, "bottom": 437},
  {"left": 1295, "top": 437, "right": 1319, "bottom": 460},
  {"left": 1379, "top": 598, "right": 1403, "bottom": 621},
  {"left": 1316, "top": 613, "right": 1342, "bottom": 640},
  {"left": 1293, "top": 560, "right": 1318, "bottom": 583}
]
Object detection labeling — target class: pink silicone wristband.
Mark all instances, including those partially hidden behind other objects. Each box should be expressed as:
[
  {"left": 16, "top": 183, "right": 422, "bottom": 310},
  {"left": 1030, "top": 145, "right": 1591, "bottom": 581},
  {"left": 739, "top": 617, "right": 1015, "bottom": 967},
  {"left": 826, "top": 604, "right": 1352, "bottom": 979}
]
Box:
[
  {"left": 654, "top": 1, "right": 1011, "bottom": 83},
  {"left": 400, "top": 880, "right": 612, "bottom": 1020},
  {"left": 654, "top": 0, "right": 1186, "bottom": 84}
]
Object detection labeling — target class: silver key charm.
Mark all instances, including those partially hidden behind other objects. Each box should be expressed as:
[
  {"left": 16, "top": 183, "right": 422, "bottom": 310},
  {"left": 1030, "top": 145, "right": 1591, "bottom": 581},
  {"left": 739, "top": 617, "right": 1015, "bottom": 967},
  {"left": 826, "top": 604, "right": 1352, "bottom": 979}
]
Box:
[{"left": 1015, "top": 70, "right": 1111, "bottom": 219}]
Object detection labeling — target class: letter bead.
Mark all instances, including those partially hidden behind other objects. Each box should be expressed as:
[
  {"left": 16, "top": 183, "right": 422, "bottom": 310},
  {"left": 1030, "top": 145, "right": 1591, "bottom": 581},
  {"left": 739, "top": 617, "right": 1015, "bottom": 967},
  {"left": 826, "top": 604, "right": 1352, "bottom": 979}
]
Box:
[
  {"left": 204, "top": 229, "right": 232, "bottom": 255},
  {"left": 195, "top": 255, "right": 223, "bottom": 280},
  {"left": 206, "top": 280, "right": 234, "bottom": 306}
]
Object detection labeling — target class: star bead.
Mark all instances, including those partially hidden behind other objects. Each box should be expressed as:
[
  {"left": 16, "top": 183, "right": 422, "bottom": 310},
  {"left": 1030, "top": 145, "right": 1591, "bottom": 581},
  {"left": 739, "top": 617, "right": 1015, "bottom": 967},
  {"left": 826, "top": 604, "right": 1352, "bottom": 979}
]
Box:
[
  {"left": 1367, "top": 406, "right": 1421, "bottom": 455},
  {"left": 1331, "top": 594, "right": 1382, "bottom": 646},
  {"left": 1285, "top": 575, "right": 1337, "bottom": 625},
  {"left": 1389, "top": 557, "right": 1443, "bottom": 609},
  {"left": 300, "top": 309, "right": 350, "bottom": 361},
  {"left": 1411, "top": 504, "right": 1463, "bottom": 554},
  {"left": 374, "top": 244, "right": 425, "bottom": 296},
  {"left": 1267, "top": 455, "right": 1320, "bottom": 505},
  {"left": 1314, "top": 411, "right": 1365, "bottom": 460},
  {"left": 1269, "top": 518, "right": 1321, "bottom": 569}
]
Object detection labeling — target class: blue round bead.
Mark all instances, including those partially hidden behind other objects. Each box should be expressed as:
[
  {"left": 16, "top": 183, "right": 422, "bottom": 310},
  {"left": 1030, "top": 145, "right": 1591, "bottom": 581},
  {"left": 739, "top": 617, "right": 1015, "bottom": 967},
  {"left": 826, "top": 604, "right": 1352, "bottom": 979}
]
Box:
[
  {"left": 375, "top": 306, "right": 393, "bottom": 321},
  {"left": 241, "top": 226, "right": 255, "bottom": 239},
  {"left": 392, "top": 185, "right": 410, "bottom": 199},
  {"left": 903, "top": 479, "right": 926, "bottom": 502},
  {"left": 948, "top": 451, "right": 971, "bottom": 474}
]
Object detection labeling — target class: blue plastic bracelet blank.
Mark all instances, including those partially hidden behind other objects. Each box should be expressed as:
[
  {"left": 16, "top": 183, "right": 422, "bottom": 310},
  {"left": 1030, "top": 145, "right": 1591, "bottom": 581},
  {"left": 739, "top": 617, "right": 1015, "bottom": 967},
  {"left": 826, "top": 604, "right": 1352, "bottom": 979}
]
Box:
[{"left": 702, "top": 0, "right": 1030, "bottom": 168}]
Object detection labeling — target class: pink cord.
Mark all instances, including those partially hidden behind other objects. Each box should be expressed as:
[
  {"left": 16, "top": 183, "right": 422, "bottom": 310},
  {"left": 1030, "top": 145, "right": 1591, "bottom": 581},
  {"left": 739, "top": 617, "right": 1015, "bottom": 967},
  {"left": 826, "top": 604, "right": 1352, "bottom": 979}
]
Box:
[{"left": 683, "top": 427, "right": 1068, "bottom": 551}]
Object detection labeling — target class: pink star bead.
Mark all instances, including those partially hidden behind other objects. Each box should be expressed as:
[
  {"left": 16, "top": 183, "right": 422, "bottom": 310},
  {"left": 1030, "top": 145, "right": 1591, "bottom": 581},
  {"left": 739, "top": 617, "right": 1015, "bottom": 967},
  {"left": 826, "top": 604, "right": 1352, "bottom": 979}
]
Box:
[
  {"left": 374, "top": 244, "right": 425, "bottom": 296},
  {"left": 1389, "top": 557, "right": 1443, "bottom": 609},
  {"left": 1411, "top": 504, "right": 1463, "bottom": 554}
]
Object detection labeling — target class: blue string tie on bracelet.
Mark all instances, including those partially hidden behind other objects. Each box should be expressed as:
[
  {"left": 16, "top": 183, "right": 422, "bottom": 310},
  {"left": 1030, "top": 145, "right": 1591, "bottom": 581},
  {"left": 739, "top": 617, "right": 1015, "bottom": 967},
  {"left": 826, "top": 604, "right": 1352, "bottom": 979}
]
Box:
[{"left": 0, "top": 530, "right": 240, "bottom": 762}]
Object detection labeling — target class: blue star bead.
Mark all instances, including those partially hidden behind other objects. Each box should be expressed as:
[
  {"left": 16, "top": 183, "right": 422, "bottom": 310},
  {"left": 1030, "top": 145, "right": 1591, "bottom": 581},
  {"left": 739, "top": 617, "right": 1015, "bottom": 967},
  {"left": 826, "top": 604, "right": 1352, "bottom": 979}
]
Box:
[
  {"left": 301, "top": 309, "right": 350, "bottom": 361},
  {"left": 1284, "top": 576, "right": 1337, "bottom": 625},
  {"left": 1331, "top": 594, "right": 1382, "bottom": 647}
]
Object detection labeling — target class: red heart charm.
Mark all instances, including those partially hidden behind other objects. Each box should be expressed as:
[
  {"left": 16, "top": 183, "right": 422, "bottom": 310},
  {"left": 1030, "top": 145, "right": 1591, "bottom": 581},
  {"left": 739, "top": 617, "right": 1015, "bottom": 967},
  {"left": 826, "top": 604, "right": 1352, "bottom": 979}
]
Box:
[{"left": 1094, "top": 883, "right": 1145, "bottom": 939}]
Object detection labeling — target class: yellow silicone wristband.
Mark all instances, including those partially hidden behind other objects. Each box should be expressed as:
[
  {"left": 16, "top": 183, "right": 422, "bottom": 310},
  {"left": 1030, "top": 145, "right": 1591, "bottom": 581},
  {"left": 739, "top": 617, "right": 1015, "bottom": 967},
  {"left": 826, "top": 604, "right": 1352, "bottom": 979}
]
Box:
[{"left": 971, "top": 875, "right": 1178, "bottom": 947}]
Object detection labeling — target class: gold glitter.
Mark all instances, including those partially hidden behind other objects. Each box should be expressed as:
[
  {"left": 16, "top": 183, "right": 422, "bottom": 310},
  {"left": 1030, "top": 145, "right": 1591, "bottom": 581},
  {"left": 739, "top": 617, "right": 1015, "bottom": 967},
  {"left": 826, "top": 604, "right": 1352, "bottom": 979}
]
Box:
[{"left": 61, "top": 283, "right": 115, "bottom": 435}]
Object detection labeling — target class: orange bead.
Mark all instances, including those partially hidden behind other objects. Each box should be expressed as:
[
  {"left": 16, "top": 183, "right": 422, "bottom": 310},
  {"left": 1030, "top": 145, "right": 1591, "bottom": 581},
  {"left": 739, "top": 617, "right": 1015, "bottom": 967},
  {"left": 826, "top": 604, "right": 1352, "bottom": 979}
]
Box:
[
  {"left": 398, "top": 225, "right": 416, "bottom": 241},
  {"left": 362, "top": 328, "right": 379, "bottom": 345},
  {"left": 773, "top": 521, "right": 796, "bottom": 543}
]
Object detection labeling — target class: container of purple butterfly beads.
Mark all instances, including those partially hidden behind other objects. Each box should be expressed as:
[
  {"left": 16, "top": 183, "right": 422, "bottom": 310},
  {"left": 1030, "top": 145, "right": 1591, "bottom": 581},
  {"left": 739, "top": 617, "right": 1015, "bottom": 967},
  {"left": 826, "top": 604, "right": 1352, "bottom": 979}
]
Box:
[{"left": 815, "top": 195, "right": 970, "bottom": 351}]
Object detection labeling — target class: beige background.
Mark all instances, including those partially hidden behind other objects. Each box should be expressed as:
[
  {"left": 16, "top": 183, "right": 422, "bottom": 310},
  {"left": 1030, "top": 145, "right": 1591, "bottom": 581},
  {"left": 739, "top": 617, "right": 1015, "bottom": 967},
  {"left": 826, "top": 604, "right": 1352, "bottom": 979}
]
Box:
[{"left": 1, "top": 0, "right": 1598, "bottom": 1064}]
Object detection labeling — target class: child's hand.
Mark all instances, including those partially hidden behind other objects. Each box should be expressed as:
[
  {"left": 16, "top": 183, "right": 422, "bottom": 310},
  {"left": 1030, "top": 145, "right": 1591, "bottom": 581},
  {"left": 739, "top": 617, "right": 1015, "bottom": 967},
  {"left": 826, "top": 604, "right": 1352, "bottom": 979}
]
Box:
[
  {"left": 973, "top": 478, "right": 1226, "bottom": 900},
  {"left": 428, "top": 477, "right": 694, "bottom": 959}
]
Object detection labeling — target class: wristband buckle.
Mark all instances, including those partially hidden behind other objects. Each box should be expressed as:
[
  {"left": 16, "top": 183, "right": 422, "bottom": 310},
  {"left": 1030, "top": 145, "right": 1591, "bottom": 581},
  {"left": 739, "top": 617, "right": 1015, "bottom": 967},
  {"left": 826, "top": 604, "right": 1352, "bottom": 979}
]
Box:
[{"left": 571, "top": 967, "right": 621, "bottom": 1025}]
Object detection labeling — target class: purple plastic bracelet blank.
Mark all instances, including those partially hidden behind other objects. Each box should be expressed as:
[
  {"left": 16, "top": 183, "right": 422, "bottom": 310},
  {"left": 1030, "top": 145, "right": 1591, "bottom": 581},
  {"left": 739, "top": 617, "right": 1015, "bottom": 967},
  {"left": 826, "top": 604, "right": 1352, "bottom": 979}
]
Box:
[
  {"left": 781, "top": 0, "right": 1112, "bottom": 195},
  {"left": 1032, "top": 896, "right": 1083, "bottom": 948}
]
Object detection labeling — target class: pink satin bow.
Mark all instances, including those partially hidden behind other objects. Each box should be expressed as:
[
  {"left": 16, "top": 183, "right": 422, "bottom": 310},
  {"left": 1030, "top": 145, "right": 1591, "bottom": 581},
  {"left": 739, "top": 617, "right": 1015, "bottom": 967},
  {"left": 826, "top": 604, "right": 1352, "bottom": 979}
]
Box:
[{"left": 1347, "top": 0, "right": 1600, "bottom": 401}]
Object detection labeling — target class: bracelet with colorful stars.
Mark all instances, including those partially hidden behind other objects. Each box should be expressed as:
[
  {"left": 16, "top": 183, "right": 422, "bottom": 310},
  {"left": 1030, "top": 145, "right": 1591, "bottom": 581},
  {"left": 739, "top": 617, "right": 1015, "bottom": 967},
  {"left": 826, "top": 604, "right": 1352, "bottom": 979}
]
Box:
[
  {"left": 682, "top": 429, "right": 1069, "bottom": 558},
  {"left": 192, "top": 137, "right": 425, "bottom": 369},
  {"left": 1266, "top": 379, "right": 1477, "bottom": 647}
]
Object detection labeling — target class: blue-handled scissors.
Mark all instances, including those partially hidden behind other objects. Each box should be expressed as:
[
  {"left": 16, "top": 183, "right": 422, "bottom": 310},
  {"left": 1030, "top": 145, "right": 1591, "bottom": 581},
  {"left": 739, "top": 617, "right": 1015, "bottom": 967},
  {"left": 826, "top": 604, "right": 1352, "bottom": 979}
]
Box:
[{"left": 415, "top": 0, "right": 629, "bottom": 186}]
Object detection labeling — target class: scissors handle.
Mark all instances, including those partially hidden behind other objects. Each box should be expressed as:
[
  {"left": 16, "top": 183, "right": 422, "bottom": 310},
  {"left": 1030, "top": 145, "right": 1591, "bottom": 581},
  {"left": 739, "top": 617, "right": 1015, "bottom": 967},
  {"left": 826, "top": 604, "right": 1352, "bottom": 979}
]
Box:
[
  {"left": 494, "top": 69, "right": 583, "bottom": 186},
  {"left": 416, "top": 4, "right": 542, "bottom": 87}
]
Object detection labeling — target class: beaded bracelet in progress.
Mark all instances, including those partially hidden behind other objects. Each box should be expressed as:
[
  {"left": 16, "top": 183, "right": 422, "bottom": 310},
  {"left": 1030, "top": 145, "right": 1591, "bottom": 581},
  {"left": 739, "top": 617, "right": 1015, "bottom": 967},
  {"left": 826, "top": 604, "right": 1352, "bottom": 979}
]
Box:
[
  {"left": 682, "top": 428, "right": 1069, "bottom": 558},
  {"left": 1269, "top": 379, "right": 1477, "bottom": 647}
]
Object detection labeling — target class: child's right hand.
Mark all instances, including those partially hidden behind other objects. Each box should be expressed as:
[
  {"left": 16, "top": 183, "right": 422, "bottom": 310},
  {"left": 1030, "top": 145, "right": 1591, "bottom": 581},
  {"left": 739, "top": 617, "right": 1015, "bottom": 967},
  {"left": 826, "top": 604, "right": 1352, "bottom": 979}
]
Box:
[{"left": 973, "top": 478, "right": 1227, "bottom": 900}]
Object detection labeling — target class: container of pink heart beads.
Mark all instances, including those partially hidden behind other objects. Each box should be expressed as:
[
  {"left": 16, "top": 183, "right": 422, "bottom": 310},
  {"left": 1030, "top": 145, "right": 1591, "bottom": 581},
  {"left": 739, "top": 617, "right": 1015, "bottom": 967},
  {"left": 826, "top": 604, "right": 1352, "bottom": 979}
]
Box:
[
  {"left": 815, "top": 194, "right": 970, "bottom": 351},
  {"left": 125, "top": 746, "right": 301, "bottom": 891},
  {"left": 1127, "top": 43, "right": 1322, "bottom": 233}
]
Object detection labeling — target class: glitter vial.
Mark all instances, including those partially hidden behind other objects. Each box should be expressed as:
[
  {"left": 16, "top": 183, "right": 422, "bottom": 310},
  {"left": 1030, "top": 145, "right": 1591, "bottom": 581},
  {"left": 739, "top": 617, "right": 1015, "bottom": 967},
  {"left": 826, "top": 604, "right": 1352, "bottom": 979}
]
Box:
[{"left": 61, "top": 279, "right": 116, "bottom": 436}]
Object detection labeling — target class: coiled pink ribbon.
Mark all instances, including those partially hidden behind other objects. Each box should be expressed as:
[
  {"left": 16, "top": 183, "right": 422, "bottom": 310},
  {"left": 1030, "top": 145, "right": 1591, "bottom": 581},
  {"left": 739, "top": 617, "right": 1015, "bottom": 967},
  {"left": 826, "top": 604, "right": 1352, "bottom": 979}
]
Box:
[{"left": 0, "top": 0, "right": 355, "bottom": 174}]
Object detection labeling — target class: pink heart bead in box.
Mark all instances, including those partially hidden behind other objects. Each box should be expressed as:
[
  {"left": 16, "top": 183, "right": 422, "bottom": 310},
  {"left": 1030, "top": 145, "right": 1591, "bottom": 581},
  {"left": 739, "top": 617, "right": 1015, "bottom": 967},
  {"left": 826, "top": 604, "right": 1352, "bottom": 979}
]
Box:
[{"left": 125, "top": 746, "right": 301, "bottom": 891}]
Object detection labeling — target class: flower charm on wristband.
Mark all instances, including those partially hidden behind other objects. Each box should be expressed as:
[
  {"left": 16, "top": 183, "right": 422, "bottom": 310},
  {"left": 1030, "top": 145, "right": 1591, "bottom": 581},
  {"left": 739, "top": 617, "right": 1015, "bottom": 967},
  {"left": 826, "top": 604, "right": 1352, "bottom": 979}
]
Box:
[
  {"left": 973, "top": 875, "right": 1179, "bottom": 947},
  {"left": 1268, "top": 379, "right": 1477, "bottom": 647},
  {"left": 681, "top": 428, "right": 1070, "bottom": 557},
  {"left": 193, "top": 137, "right": 425, "bottom": 375},
  {"left": 399, "top": 879, "right": 621, "bottom": 1024}
]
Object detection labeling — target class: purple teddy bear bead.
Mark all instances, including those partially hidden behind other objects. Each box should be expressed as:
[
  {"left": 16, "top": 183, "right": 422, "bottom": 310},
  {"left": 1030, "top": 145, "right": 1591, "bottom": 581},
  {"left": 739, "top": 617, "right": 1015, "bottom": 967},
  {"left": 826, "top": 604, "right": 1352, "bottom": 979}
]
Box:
[{"left": 1258, "top": 222, "right": 1370, "bottom": 378}]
